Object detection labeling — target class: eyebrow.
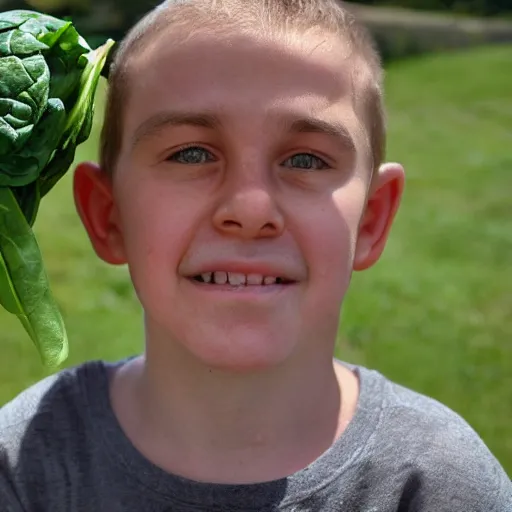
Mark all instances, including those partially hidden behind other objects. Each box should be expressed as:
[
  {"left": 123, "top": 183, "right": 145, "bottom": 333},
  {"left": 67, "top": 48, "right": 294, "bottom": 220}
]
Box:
[
  {"left": 130, "top": 110, "right": 355, "bottom": 151},
  {"left": 288, "top": 117, "right": 356, "bottom": 151},
  {"left": 131, "top": 111, "right": 220, "bottom": 149}
]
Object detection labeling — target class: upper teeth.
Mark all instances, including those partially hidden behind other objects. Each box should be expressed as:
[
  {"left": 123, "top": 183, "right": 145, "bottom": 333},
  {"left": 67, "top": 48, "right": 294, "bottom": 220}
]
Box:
[{"left": 199, "top": 272, "right": 280, "bottom": 285}]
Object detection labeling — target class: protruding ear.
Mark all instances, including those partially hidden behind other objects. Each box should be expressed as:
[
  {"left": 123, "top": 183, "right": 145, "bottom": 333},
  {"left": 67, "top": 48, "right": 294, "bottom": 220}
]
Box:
[
  {"left": 353, "top": 162, "right": 405, "bottom": 271},
  {"left": 73, "top": 162, "right": 127, "bottom": 265}
]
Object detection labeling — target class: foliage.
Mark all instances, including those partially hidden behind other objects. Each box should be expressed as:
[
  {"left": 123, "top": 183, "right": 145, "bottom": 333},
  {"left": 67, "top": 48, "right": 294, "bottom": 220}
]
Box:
[{"left": 0, "top": 9, "right": 114, "bottom": 367}]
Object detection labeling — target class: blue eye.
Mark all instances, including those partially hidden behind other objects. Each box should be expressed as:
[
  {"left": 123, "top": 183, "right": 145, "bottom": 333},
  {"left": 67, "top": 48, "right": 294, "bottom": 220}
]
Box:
[
  {"left": 283, "top": 153, "right": 329, "bottom": 170},
  {"left": 167, "top": 146, "right": 215, "bottom": 164}
]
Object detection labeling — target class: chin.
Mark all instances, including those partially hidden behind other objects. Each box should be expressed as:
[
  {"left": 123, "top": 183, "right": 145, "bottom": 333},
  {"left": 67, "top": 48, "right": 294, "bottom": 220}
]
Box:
[{"left": 181, "top": 324, "right": 299, "bottom": 374}]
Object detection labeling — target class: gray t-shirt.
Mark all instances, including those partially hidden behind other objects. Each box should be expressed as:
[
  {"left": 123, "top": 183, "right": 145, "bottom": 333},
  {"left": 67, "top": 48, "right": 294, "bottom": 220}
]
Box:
[{"left": 1, "top": 359, "right": 510, "bottom": 511}]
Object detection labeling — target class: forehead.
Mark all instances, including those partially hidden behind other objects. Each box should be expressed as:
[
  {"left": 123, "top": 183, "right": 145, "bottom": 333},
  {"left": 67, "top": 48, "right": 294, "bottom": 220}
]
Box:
[{"left": 121, "top": 26, "right": 365, "bottom": 145}]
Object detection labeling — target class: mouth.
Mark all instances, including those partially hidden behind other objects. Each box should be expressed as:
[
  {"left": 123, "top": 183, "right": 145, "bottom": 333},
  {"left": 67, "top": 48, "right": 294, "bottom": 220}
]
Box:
[{"left": 189, "top": 272, "right": 295, "bottom": 287}]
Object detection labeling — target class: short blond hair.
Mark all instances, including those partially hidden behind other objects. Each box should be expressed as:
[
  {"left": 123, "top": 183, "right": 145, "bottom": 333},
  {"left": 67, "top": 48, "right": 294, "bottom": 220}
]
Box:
[{"left": 100, "top": 0, "right": 386, "bottom": 176}]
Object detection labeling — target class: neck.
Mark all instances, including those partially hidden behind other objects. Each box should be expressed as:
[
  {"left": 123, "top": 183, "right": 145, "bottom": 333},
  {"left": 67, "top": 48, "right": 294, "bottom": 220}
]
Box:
[{"left": 111, "top": 332, "right": 359, "bottom": 484}]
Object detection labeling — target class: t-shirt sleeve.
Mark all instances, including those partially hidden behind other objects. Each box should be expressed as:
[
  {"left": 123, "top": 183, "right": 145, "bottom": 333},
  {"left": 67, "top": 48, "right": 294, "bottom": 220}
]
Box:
[
  {"left": 0, "top": 373, "right": 66, "bottom": 512},
  {"left": 407, "top": 454, "right": 512, "bottom": 511},
  {"left": 494, "top": 474, "right": 512, "bottom": 512},
  {"left": 378, "top": 380, "right": 512, "bottom": 511},
  {"left": 440, "top": 427, "right": 510, "bottom": 510},
  {"left": 422, "top": 457, "right": 510, "bottom": 510},
  {"left": 1, "top": 450, "right": 27, "bottom": 512},
  {"left": 391, "top": 409, "right": 512, "bottom": 511},
  {"left": 0, "top": 479, "right": 26, "bottom": 512}
]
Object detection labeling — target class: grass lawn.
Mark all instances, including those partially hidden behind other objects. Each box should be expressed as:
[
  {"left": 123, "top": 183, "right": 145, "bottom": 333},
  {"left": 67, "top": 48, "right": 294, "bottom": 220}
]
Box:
[{"left": 1, "top": 45, "right": 511, "bottom": 474}]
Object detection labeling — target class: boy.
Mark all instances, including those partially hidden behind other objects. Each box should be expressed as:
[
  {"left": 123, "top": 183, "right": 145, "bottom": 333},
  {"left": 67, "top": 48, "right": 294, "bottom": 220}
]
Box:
[{"left": 1, "top": 0, "right": 510, "bottom": 510}]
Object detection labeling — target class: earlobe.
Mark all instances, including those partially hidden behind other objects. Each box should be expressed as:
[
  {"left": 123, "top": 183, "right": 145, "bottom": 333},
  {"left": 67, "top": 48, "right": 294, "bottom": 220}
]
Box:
[
  {"left": 73, "top": 162, "right": 127, "bottom": 265},
  {"left": 353, "top": 162, "right": 405, "bottom": 271}
]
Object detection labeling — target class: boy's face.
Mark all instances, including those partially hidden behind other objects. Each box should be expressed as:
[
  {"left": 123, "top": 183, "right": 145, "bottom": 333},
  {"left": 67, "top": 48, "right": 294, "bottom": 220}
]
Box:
[{"left": 74, "top": 26, "right": 403, "bottom": 371}]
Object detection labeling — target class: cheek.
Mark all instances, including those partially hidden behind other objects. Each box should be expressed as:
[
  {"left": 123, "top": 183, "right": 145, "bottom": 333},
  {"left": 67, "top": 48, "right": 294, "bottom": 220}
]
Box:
[
  {"left": 113, "top": 175, "right": 194, "bottom": 292},
  {"left": 300, "top": 181, "right": 366, "bottom": 291}
]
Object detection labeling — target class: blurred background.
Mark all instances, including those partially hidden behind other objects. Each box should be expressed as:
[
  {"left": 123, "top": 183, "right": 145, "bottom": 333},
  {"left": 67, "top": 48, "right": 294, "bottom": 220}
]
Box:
[{"left": 0, "top": 0, "right": 511, "bottom": 475}]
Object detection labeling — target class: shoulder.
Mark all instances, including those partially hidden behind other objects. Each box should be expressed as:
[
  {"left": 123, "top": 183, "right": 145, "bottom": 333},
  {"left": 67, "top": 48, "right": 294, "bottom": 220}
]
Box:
[
  {"left": 353, "top": 364, "right": 512, "bottom": 509},
  {"left": 1, "top": 368, "right": 77, "bottom": 428},
  {"left": 1, "top": 360, "right": 100, "bottom": 425},
  {"left": 0, "top": 359, "right": 117, "bottom": 467},
  {"left": 0, "top": 359, "right": 128, "bottom": 510}
]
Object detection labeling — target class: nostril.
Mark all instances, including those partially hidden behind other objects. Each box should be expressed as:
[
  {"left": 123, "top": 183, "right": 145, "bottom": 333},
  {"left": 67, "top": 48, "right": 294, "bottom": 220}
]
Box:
[{"left": 222, "top": 220, "right": 242, "bottom": 228}]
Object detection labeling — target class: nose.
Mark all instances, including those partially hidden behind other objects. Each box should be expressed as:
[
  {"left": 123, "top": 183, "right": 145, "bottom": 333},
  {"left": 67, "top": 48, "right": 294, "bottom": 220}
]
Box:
[{"left": 212, "top": 173, "right": 285, "bottom": 239}]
